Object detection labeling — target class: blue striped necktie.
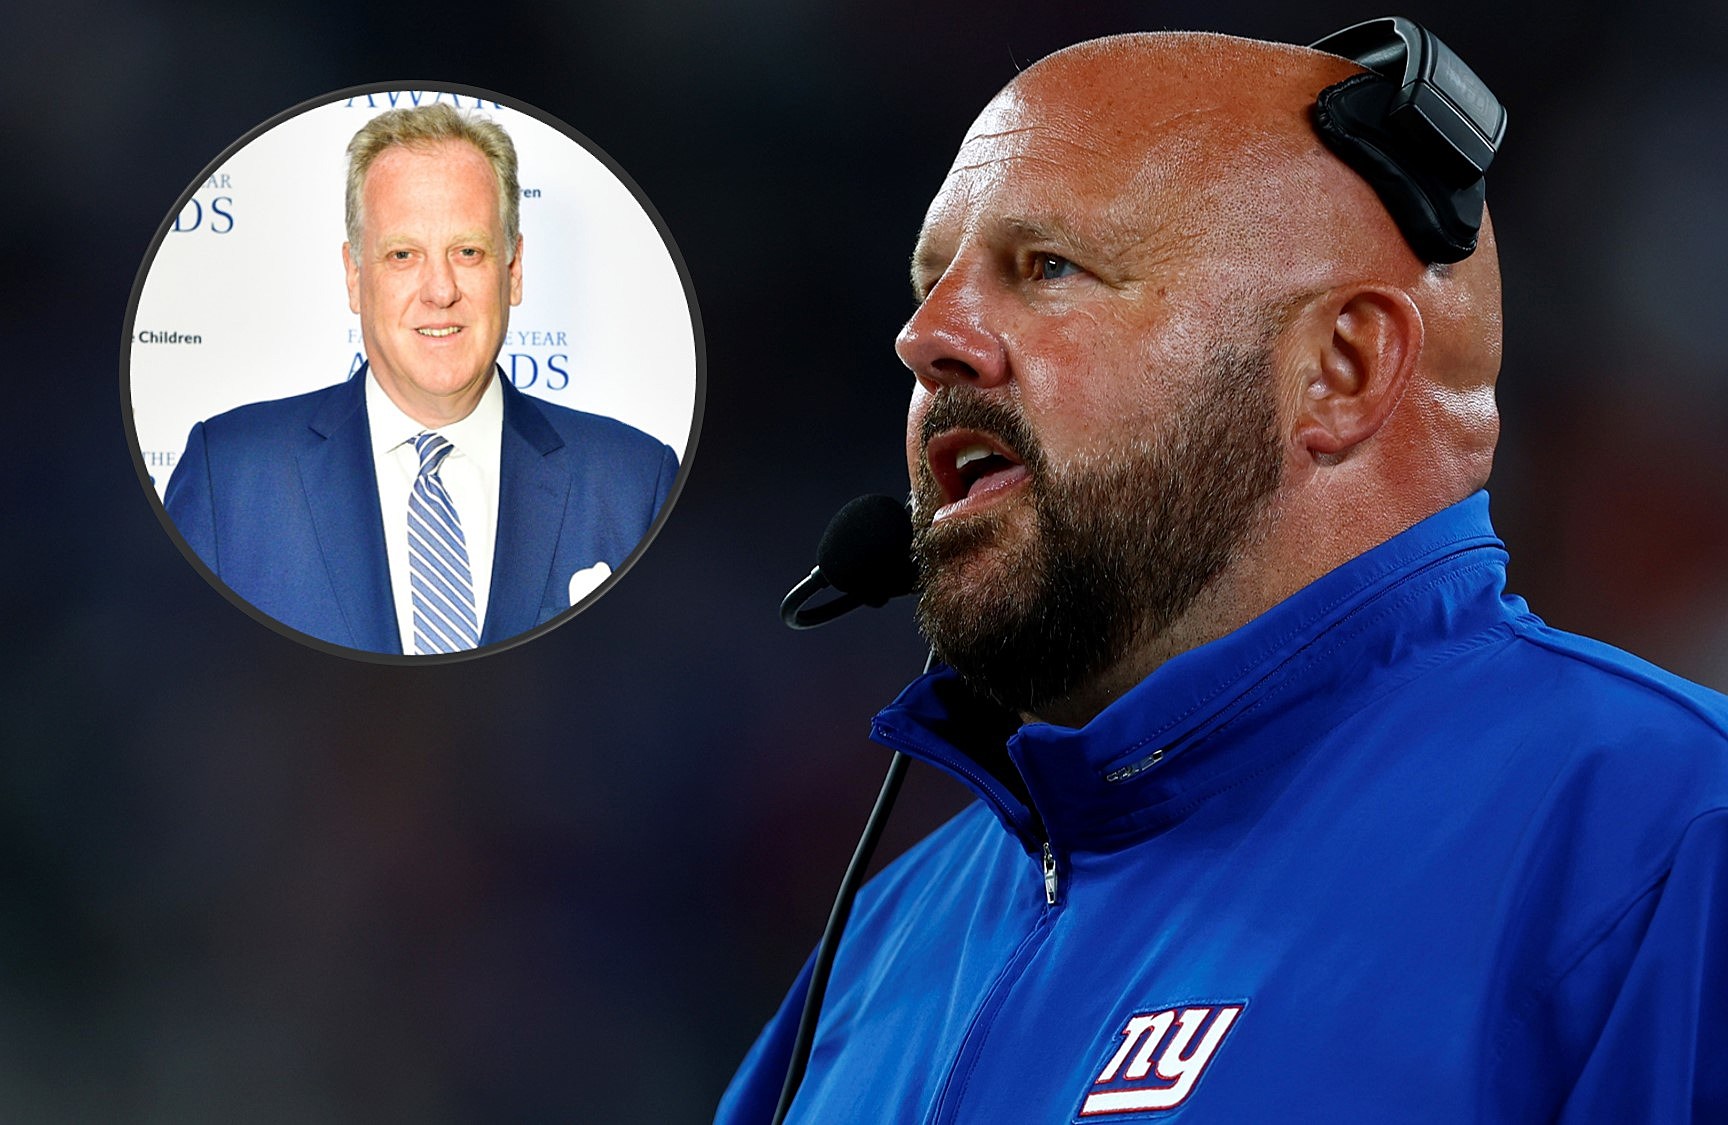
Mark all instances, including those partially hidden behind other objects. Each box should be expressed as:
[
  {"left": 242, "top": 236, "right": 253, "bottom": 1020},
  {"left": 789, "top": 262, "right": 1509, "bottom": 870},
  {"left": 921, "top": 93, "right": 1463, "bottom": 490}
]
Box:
[{"left": 408, "top": 431, "right": 480, "bottom": 654}]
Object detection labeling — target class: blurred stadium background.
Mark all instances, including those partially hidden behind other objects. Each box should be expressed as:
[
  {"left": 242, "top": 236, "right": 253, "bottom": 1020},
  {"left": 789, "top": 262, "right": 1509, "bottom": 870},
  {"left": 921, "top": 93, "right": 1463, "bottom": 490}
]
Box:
[{"left": 3, "top": 0, "right": 1726, "bottom": 1119}]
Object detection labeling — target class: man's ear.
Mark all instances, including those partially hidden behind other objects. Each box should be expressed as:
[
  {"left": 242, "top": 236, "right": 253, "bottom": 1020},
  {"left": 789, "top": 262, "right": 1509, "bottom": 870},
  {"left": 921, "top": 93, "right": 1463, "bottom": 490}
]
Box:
[
  {"left": 343, "top": 242, "right": 361, "bottom": 315},
  {"left": 1288, "top": 286, "right": 1422, "bottom": 458},
  {"left": 508, "top": 235, "right": 524, "bottom": 306}
]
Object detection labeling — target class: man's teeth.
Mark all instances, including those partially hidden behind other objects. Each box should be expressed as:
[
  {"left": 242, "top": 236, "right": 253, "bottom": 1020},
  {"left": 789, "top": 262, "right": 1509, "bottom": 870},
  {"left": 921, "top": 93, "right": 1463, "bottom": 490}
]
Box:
[
  {"left": 418, "top": 326, "right": 461, "bottom": 338},
  {"left": 955, "top": 444, "right": 995, "bottom": 472}
]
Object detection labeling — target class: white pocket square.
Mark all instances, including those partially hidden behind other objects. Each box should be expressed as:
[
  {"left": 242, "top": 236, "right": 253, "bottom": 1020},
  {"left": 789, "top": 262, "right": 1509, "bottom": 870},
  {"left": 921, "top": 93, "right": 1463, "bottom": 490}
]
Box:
[{"left": 568, "top": 562, "right": 613, "bottom": 606}]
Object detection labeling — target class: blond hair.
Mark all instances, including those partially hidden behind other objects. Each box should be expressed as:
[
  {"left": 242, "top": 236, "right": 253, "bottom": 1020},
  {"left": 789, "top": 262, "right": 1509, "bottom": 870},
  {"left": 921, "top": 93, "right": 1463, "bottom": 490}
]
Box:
[{"left": 345, "top": 104, "right": 520, "bottom": 262}]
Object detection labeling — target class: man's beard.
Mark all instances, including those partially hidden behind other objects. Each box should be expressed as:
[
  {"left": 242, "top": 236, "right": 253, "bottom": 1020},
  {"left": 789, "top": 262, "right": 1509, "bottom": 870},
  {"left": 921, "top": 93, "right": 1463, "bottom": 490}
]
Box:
[{"left": 911, "top": 341, "right": 1283, "bottom": 718}]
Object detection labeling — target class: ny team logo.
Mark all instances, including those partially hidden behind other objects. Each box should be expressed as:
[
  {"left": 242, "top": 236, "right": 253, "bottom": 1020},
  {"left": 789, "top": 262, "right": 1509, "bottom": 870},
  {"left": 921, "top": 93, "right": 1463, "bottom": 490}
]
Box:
[{"left": 1077, "top": 1003, "right": 1245, "bottom": 1117}]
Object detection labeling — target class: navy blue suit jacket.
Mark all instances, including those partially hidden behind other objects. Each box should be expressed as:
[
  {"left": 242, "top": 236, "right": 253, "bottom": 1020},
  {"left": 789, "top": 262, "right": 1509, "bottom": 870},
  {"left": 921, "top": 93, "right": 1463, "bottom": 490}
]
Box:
[{"left": 163, "top": 368, "right": 679, "bottom": 654}]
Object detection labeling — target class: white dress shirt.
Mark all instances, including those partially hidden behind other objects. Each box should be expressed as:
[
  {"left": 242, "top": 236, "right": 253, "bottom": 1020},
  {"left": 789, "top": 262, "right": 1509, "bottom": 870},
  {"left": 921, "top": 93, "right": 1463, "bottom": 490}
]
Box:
[{"left": 365, "top": 370, "right": 504, "bottom": 654}]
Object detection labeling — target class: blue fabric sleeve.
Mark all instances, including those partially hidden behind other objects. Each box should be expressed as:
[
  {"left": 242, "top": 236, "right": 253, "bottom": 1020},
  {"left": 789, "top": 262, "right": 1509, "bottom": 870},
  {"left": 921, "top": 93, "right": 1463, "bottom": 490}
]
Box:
[
  {"left": 163, "top": 421, "right": 218, "bottom": 572},
  {"left": 653, "top": 442, "right": 678, "bottom": 523},
  {"left": 1557, "top": 809, "right": 1728, "bottom": 1122},
  {"left": 714, "top": 953, "right": 815, "bottom": 1125}
]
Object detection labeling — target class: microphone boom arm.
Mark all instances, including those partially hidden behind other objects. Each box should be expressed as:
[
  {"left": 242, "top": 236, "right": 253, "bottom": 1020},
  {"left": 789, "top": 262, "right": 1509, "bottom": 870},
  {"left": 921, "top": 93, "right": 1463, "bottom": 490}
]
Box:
[{"left": 779, "top": 568, "right": 869, "bottom": 630}]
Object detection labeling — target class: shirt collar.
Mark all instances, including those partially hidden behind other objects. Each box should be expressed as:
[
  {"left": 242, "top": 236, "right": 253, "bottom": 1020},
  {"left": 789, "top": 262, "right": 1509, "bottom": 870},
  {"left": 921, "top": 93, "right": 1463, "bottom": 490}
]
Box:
[
  {"left": 363, "top": 362, "right": 505, "bottom": 459},
  {"left": 870, "top": 492, "right": 1520, "bottom": 853}
]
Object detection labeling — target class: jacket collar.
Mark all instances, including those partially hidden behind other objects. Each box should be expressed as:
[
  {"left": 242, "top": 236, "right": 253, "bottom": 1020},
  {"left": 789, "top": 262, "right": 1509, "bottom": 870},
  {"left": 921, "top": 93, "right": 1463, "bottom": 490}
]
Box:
[
  {"left": 296, "top": 367, "right": 397, "bottom": 652},
  {"left": 483, "top": 374, "right": 570, "bottom": 644},
  {"left": 870, "top": 492, "right": 1521, "bottom": 855}
]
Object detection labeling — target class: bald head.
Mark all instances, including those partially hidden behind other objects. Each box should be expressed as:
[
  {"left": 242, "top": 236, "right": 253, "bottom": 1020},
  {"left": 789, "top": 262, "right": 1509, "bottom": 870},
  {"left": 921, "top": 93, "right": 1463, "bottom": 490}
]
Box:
[
  {"left": 907, "top": 30, "right": 1502, "bottom": 523},
  {"left": 1026, "top": 34, "right": 1498, "bottom": 447},
  {"left": 985, "top": 34, "right": 1390, "bottom": 277},
  {"left": 899, "top": 30, "right": 1508, "bottom": 723},
  {"left": 1001, "top": 37, "right": 1495, "bottom": 361}
]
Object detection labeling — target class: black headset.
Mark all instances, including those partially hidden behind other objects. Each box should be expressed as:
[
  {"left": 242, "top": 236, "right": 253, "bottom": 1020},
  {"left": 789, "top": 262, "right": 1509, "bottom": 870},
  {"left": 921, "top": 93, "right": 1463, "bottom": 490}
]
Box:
[{"left": 1310, "top": 16, "right": 1507, "bottom": 263}]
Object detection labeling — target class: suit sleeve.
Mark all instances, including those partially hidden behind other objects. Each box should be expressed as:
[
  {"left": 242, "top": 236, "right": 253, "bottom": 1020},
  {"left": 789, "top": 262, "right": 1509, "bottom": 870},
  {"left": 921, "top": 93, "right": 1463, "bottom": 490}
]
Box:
[
  {"left": 714, "top": 953, "right": 815, "bottom": 1125},
  {"left": 652, "top": 442, "right": 679, "bottom": 525},
  {"left": 163, "top": 421, "right": 219, "bottom": 572},
  {"left": 1556, "top": 809, "right": 1728, "bottom": 1122}
]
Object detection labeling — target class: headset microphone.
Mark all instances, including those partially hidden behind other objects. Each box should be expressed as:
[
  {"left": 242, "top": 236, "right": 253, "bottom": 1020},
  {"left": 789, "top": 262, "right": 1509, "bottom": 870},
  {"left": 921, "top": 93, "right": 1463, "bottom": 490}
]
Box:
[
  {"left": 772, "top": 494, "right": 925, "bottom": 1125},
  {"left": 779, "top": 494, "right": 918, "bottom": 629}
]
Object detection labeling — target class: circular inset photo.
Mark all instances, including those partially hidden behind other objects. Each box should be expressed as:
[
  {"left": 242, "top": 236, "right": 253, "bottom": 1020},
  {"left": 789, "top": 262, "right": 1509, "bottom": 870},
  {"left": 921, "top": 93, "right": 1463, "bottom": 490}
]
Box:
[{"left": 123, "top": 83, "right": 703, "bottom": 663}]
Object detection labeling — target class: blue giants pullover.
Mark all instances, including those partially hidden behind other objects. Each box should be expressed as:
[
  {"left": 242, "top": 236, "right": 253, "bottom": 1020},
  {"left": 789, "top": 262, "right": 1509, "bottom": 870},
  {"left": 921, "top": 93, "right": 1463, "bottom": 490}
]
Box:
[{"left": 718, "top": 493, "right": 1728, "bottom": 1123}]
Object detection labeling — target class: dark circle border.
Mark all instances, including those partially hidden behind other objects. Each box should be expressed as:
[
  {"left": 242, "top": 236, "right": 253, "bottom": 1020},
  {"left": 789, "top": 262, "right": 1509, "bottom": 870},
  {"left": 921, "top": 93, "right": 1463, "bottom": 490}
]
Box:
[{"left": 119, "top": 79, "right": 707, "bottom": 666}]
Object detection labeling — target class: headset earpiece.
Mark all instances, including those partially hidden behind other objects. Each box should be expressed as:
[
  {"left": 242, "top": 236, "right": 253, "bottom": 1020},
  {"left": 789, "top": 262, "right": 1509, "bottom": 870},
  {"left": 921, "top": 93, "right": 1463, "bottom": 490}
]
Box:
[{"left": 1310, "top": 16, "right": 1507, "bottom": 263}]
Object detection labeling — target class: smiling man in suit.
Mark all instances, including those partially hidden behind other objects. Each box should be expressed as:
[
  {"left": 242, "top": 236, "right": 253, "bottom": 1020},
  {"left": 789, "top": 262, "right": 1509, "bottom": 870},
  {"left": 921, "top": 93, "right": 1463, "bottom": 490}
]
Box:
[{"left": 165, "top": 104, "right": 678, "bottom": 656}]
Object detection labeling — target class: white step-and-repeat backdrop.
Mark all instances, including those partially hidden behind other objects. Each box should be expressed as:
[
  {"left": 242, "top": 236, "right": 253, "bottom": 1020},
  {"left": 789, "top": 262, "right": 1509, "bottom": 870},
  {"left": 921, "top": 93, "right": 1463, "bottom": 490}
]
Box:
[{"left": 127, "top": 85, "right": 701, "bottom": 498}]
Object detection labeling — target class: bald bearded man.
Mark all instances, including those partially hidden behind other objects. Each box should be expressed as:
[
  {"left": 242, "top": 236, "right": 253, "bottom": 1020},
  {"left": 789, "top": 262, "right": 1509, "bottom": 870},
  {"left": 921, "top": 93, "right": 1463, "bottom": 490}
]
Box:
[{"left": 717, "top": 24, "right": 1728, "bottom": 1125}]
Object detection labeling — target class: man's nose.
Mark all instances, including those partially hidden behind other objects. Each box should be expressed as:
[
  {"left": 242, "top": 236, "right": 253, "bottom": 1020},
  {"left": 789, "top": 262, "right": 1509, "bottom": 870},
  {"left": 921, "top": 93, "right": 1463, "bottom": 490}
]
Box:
[
  {"left": 894, "top": 268, "right": 1008, "bottom": 391},
  {"left": 420, "top": 254, "right": 460, "bottom": 307}
]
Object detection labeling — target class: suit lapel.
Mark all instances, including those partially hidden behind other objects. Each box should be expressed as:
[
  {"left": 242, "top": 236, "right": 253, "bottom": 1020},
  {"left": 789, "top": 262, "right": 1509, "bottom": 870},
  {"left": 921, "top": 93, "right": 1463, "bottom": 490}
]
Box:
[
  {"left": 297, "top": 373, "right": 401, "bottom": 654},
  {"left": 484, "top": 378, "right": 569, "bottom": 645}
]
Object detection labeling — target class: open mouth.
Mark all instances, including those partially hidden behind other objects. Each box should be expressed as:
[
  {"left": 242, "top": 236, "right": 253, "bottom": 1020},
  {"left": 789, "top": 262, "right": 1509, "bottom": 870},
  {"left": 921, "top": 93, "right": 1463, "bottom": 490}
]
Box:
[
  {"left": 926, "top": 429, "right": 1030, "bottom": 520},
  {"left": 417, "top": 326, "right": 462, "bottom": 338}
]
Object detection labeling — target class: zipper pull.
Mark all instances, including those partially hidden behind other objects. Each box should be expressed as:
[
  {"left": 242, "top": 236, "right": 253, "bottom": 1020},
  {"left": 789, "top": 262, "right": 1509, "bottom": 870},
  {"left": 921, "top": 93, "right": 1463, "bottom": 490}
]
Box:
[{"left": 1042, "top": 841, "right": 1058, "bottom": 905}]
